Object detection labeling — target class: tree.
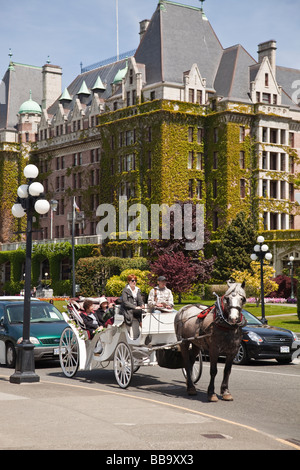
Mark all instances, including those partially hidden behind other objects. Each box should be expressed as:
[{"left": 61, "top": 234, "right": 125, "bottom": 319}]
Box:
[
  {"left": 231, "top": 261, "right": 278, "bottom": 306},
  {"left": 150, "top": 251, "right": 207, "bottom": 302},
  {"left": 213, "top": 211, "right": 257, "bottom": 282}
]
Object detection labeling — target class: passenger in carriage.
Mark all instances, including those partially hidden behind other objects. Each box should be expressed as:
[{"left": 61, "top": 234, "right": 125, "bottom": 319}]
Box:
[
  {"left": 120, "top": 274, "right": 145, "bottom": 327},
  {"left": 80, "top": 299, "right": 104, "bottom": 338},
  {"left": 95, "top": 297, "right": 115, "bottom": 327},
  {"left": 148, "top": 276, "right": 176, "bottom": 313}
]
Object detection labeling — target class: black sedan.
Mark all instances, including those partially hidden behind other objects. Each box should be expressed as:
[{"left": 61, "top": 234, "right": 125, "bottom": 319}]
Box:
[{"left": 233, "top": 309, "right": 299, "bottom": 365}]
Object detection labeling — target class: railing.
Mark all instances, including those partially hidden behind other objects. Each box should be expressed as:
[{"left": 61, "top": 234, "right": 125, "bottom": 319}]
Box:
[{"left": 0, "top": 235, "right": 103, "bottom": 251}]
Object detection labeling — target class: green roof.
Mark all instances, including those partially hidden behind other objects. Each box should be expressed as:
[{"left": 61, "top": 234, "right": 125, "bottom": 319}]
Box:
[
  {"left": 59, "top": 87, "right": 72, "bottom": 101},
  {"left": 113, "top": 60, "right": 128, "bottom": 84},
  {"left": 18, "top": 91, "right": 42, "bottom": 114},
  {"left": 92, "top": 76, "right": 106, "bottom": 91},
  {"left": 77, "top": 80, "right": 91, "bottom": 95}
]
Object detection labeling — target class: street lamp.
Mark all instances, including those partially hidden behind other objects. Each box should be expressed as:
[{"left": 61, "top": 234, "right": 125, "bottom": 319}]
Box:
[
  {"left": 50, "top": 199, "right": 58, "bottom": 239},
  {"left": 10, "top": 164, "right": 50, "bottom": 384},
  {"left": 251, "top": 235, "right": 272, "bottom": 325},
  {"left": 288, "top": 256, "right": 295, "bottom": 299}
]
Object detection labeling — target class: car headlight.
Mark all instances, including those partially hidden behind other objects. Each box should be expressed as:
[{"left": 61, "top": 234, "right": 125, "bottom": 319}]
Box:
[
  {"left": 17, "top": 337, "right": 41, "bottom": 345},
  {"left": 292, "top": 332, "right": 298, "bottom": 342},
  {"left": 247, "top": 331, "right": 263, "bottom": 344}
]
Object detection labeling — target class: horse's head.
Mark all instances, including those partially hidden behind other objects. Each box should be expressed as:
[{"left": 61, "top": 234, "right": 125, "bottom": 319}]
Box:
[{"left": 222, "top": 280, "right": 246, "bottom": 325}]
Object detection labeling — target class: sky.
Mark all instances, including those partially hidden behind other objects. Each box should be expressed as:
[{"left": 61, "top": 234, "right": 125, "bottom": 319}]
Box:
[{"left": 1, "top": 0, "right": 299, "bottom": 90}]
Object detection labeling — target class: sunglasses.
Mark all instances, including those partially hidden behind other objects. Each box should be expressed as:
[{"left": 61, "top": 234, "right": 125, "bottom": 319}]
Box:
[{"left": 130, "top": 279, "right": 137, "bottom": 282}]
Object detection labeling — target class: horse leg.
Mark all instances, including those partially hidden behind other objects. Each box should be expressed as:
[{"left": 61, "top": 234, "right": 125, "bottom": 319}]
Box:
[
  {"left": 220, "top": 355, "right": 234, "bottom": 401},
  {"left": 207, "top": 350, "right": 218, "bottom": 402},
  {"left": 181, "top": 342, "right": 197, "bottom": 396}
]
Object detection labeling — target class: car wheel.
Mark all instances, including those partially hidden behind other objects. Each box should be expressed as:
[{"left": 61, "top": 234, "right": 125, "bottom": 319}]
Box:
[
  {"left": 6, "top": 342, "right": 16, "bottom": 368},
  {"left": 233, "top": 342, "right": 249, "bottom": 365}
]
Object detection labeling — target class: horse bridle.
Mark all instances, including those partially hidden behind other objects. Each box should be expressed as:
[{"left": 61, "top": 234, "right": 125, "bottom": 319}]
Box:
[{"left": 214, "top": 293, "right": 247, "bottom": 329}]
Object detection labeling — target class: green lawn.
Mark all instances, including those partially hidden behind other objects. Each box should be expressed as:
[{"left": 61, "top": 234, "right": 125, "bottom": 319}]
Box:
[{"left": 53, "top": 299, "right": 300, "bottom": 333}]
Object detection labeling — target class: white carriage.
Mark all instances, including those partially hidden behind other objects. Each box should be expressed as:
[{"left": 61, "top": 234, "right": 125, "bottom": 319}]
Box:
[{"left": 59, "top": 299, "right": 202, "bottom": 388}]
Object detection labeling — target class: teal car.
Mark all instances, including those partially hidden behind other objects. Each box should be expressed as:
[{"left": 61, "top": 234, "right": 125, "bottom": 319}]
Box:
[{"left": 0, "top": 300, "right": 68, "bottom": 367}]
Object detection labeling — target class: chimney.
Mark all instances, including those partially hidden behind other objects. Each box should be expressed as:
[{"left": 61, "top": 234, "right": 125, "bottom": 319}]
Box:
[
  {"left": 139, "top": 19, "right": 150, "bottom": 41},
  {"left": 257, "top": 40, "right": 277, "bottom": 74},
  {"left": 42, "top": 64, "right": 62, "bottom": 110}
]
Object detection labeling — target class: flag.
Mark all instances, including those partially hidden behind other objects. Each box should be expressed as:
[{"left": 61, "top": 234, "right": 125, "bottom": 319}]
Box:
[{"left": 73, "top": 199, "right": 80, "bottom": 213}]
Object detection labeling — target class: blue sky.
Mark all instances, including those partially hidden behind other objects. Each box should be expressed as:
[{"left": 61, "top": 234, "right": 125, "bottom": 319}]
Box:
[{"left": 1, "top": 0, "right": 299, "bottom": 90}]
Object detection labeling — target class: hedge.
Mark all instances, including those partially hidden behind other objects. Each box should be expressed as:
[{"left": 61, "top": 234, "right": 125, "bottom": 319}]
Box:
[{"left": 75, "top": 256, "right": 149, "bottom": 297}]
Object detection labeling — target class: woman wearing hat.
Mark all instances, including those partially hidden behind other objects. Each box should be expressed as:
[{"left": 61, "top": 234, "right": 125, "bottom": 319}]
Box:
[
  {"left": 148, "top": 276, "right": 175, "bottom": 313},
  {"left": 95, "top": 297, "right": 115, "bottom": 327}
]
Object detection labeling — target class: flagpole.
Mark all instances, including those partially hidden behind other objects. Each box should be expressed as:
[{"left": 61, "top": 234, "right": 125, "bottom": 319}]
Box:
[
  {"left": 116, "top": 0, "right": 119, "bottom": 61},
  {"left": 72, "top": 196, "right": 76, "bottom": 297}
]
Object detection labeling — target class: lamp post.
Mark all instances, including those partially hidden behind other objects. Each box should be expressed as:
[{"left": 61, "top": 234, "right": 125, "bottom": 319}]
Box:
[
  {"left": 50, "top": 199, "right": 58, "bottom": 239},
  {"left": 250, "top": 235, "right": 273, "bottom": 325},
  {"left": 288, "top": 256, "right": 295, "bottom": 299},
  {"left": 10, "top": 164, "right": 50, "bottom": 384}
]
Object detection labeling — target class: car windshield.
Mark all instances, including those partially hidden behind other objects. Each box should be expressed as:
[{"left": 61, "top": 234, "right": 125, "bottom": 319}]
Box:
[
  {"left": 242, "top": 309, "right": 263, "bottom": 326},
  {"left": 6, "top": 303, "right": 64, "bottom": 324}
]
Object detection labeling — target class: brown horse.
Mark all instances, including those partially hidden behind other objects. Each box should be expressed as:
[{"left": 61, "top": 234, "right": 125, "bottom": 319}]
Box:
[{"left": 174, "top": 281, "right": 247, "bottom": 402}]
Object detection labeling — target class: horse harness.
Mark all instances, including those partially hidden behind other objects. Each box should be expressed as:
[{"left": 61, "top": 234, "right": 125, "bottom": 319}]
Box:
[{"left": 197, "top": 294, "right": 246, "bottom": 331}]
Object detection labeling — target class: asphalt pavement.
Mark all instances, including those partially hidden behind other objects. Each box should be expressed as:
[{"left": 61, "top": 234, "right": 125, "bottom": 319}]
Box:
[{"left": 0, "top": 366, "right": 299, "bottom": 452}]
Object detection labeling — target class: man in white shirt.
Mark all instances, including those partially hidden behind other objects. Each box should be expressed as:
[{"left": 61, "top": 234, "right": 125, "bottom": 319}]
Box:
[{"left": 148, "top": 276, "right": 175, "bottom": 313}]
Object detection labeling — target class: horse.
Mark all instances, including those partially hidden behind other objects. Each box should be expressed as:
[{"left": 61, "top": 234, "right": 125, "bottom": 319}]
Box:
[{"left": 174, "top": 281, "right": 247, "bottom": 402}]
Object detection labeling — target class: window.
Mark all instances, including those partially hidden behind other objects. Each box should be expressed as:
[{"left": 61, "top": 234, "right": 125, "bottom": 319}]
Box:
[
  {"left": 265, "top": 73, "right": 269, "bottom": 87},
  {"left": 196, "top": 153, "right": 203, "bottom": 170},
  {"left": 270, "top": 181, "right": 277, "bottom": 199},
  {"left": 270, "top": 129, "right": 278, "bottom": 144},
  {"left": 280, "top": 153, "right": 286, "bottom": 171},
  {"left": 197, "top": 90, "right": 202, "bottom": 105},
  {"left": 262, "top": 93, "right": 271, "bottom": 104},
  {"left": 256, "top": 92, "right": 260, "bottom": 102},
  {"left": 280, "top": 181, "right": 286, "bottom": 199},
  {"left": 262, "top": 152, "right": 267, "bottom": 169},
  {"left": 150, "top": 91, "right": 155, "bottom": 101},
  {"left": 189, "top": 89, "right": 194, "bottom": 103},
  {"left": 262, "top": 180, "right": 267, "bottom": 197},
  {"left": 240, "top": 179, "right": 246, "bottom": 198},
  {"left": 196, "top": 180, "right": 202, "bottom": 199},
  {"left": 188, "top": 151, "right": 194, "bottom": 169},
  {"left": 262, "top": 127, "right": 268, "bottom": 143},
  {"left": 188, "top": 127, "right": 194, "bottom": 142},
  {"left": 197, "top": 127, "right": 204, "bottom": 143},
  {"left": 239, "top": 126, "right": 245, "bottom": 142},
  {"left": 270, "top": 153, "right": 277, "bottom": 170},
  {"left": 240, "top": 151, "right": 245, "bottom": 169},
  {"left": 273, "top": 95, "right": 277, "bottom": 105}
]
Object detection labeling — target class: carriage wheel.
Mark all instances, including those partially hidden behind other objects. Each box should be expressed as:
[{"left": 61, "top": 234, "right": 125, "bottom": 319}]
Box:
[
  {"left": 182, "top": 351, "right": 203, "bottom": 384},
  {"left": 59, "top": 327, "right": 80, "bottom": 378},
  {"left": 114, "top": 342, "right": 133, "bottom": 388}
]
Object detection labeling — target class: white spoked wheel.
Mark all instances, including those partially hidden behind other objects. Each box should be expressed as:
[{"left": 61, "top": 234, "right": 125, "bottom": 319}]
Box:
[
  {"left": 59, "top": 327, "right": 80, "bottom": 378},
  {"left": 114, "top": 342, "right": 133, "bottom": 388},
  {"left": 182, "top": 351, "right": 203, "bottom": 384}
]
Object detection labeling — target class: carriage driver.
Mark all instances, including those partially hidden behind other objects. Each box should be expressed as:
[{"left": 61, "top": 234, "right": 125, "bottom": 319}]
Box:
[{"left": 147, "top": 276, "right": 176, "bottom": 313}]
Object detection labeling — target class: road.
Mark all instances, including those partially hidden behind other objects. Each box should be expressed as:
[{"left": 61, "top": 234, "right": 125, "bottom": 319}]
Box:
[{"left": 0, "top": 358, "right": 299, "bottom": 451}]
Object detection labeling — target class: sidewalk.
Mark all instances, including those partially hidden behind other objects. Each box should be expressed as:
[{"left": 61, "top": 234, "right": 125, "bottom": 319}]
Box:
[{"left": 0, "top": 369, "right": 298, "bottom": 451}]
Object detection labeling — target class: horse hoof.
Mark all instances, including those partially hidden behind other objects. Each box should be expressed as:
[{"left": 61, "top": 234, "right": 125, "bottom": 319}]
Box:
[
  {"left": 208, "top": 394, "right": 218, "bottom": 402},
  {"left": 187, "top": 387, "right": 197, "bottom": 396},
  {"left": 222, "top": 393, "right": 233, "bottom": 401}
]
